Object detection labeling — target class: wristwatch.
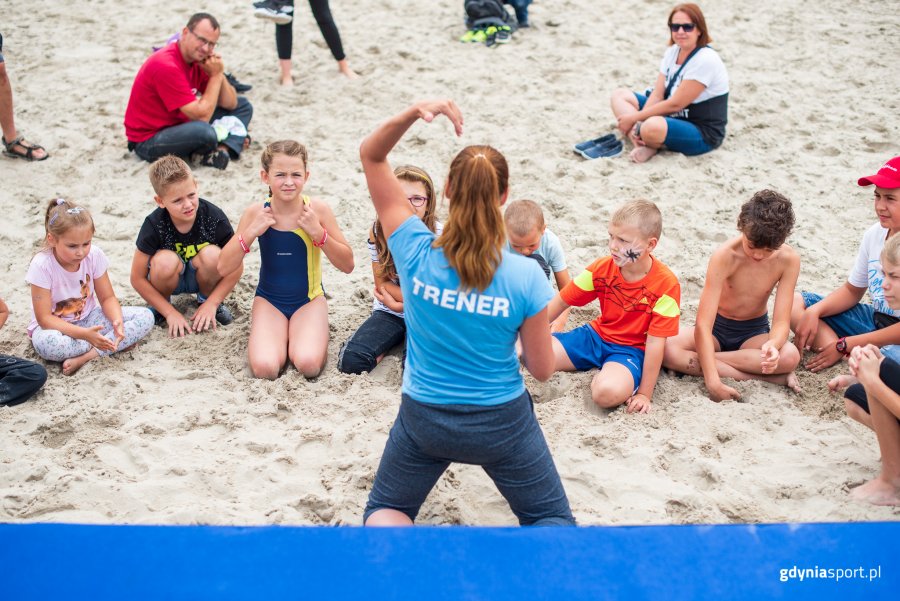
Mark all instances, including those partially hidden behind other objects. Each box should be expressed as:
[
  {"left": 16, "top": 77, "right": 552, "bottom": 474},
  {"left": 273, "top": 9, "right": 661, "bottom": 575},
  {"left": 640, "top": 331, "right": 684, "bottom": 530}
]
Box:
[{"left": 835, "top": 337, "right": 849, "bottom": 356}]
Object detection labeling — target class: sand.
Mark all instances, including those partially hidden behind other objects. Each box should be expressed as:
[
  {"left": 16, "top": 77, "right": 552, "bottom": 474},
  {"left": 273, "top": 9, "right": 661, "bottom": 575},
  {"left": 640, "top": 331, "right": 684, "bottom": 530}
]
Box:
[{"left": 1, "top": 0, "right": 899, "bottom": 526}]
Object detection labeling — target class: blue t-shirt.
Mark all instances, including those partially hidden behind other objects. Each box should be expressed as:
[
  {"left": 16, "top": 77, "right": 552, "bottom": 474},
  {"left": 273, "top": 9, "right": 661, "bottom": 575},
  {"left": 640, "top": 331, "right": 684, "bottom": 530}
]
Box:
[
  {"left": 504, "top": 227, "right": 567, "bottom": 287},
  {"left": 389, "top": 216, "right": 553, "bottom": 406}
]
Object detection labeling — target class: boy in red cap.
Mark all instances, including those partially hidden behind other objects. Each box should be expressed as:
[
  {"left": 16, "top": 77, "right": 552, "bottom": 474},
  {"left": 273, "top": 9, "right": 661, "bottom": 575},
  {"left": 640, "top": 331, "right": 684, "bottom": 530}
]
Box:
[{"left": 792, "top": 157, "right": 900, "bottom": 422}]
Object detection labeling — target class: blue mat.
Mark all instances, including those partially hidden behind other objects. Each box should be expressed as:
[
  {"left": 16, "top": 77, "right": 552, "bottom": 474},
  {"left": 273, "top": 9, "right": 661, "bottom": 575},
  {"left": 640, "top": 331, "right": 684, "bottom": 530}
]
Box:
[{"left": 1, "top": 521, "right": 896, "bottom": 599}]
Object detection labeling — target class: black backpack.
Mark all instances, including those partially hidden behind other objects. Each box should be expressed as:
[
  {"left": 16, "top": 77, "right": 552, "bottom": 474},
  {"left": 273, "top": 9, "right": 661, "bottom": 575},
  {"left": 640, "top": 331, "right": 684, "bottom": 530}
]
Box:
[{"left": 464, "top": 0, "right": 516, "bottom": 30}]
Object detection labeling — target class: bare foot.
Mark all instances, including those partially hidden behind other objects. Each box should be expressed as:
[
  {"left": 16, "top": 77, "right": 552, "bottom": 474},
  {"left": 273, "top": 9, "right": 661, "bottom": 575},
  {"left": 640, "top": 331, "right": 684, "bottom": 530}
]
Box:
[
  {"left": 785, "top": 371, "right": 802, "bottom": 393},
  {"left": 630, "top": 146, "right": 658, "bottom": 163},
  {"left": 338, "top": 60, "right": 359, "bottom": 80},
  {"left": 850, "top": 477, "right": 900, "bottom": 506},
  {"left": 828, "top": 373, "right": 857, "bottom": 393},
  {"left": 61, "top": 349, "right": 99, "bottom": 376},
  {"left": 280, "top": 76, "right": 294, "bottom": 87}
]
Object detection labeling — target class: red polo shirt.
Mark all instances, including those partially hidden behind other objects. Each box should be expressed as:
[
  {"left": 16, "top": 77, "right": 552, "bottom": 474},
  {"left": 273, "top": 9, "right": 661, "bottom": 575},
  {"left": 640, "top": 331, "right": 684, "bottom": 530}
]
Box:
[{"left": 124, "top": 43, "right": 209, "bottom": 142}]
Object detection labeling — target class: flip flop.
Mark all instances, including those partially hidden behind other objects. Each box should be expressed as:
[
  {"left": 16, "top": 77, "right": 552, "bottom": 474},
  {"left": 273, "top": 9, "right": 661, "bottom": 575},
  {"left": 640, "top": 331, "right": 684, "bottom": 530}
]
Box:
[
  {"left": 580, "top": 139, "right": 623, "bottom": 160},
  {"left": 573, "top": 133, "right": 616, "bottom": 154}
]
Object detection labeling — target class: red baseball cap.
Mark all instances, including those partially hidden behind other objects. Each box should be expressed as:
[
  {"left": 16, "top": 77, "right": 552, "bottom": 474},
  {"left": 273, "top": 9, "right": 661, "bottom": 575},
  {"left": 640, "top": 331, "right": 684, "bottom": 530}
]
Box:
[{"left": 858, "top": 156, "right": 900, "bottom": 188}]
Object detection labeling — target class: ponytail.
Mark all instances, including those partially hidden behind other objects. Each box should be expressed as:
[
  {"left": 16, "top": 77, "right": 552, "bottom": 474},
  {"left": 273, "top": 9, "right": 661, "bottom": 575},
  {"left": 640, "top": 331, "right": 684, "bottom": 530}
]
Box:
[{"left": 436, "top": 146, "right": 508, "bottom": 291}]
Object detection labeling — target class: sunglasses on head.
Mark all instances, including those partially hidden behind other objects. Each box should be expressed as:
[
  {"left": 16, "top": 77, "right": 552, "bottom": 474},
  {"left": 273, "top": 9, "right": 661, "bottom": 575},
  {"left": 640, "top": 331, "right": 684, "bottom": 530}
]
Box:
[{"left": 669, "top": 22, "right": 696, "bottom": 32}]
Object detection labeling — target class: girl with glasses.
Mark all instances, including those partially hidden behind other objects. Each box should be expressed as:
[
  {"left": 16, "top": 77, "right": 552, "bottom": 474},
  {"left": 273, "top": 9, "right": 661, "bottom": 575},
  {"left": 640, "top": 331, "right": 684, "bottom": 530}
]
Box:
[
  {"left": 601, "top": 3, "right": 729, "bottom": 163},
  {"left": 338, "top": 165, "right": 442, "bottom": 375}
]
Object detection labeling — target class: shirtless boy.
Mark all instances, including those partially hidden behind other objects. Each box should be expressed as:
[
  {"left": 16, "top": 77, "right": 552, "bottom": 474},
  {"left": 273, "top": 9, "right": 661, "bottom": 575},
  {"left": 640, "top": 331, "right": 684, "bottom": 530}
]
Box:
[{"left": 662, "top": 190, "right": 801, "bottom": 401}]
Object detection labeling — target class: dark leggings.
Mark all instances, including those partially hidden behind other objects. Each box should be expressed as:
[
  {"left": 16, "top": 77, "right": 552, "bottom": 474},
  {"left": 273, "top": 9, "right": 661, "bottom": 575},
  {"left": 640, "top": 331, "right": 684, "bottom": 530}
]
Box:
[
  {"left": 845, "top": 357, "right": 900, "bottom": 423},
  {"left": 276, "top": 0, "right": 346, "bottom": 62}
]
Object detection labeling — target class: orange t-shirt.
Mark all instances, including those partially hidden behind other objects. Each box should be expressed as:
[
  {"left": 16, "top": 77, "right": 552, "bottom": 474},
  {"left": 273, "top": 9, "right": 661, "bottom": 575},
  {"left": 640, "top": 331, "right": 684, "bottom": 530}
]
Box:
[{"left": 560, "top": 256, "right": 681, "bottom": 350}]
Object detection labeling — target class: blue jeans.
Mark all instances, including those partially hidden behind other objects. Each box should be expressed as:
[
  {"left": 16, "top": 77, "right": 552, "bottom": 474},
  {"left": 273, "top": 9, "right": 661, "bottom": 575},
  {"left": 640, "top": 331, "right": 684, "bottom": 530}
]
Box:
[
  {"left": 364, "top": 391, "right": 575, "bottom": 526},
  {"left": 0, "top": 355, "right": 47, "bottom": 407},
  {"left": 801, "top": 291, "right": 900, "bottom": 363},
  {"left": 504, "top": 0, "right": 531, "bottom": 25},
  {"left": 337, "top": 310, "right": 406, "bottom": 374},
  {"left": 134, "top": 96, "right": 253, "bottom": 162},
  {"left": 634, "top": 92, "right": 714, "bottom": 156}
]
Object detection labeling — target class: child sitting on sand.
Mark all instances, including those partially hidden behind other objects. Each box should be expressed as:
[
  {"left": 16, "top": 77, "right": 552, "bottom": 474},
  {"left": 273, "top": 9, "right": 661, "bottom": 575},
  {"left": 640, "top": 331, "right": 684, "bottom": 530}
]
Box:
[
  {"left": 0, "top": 295, "right": 47, "bottom": 406},
  {"left": 504, "top": 199, "right": 571, "bottom": 332},
  {"left": 548, "top": 199, "right": 680, "bottom": 414},
  {"left": 662, "top": 190, "right": 802, "bottom": 401},
  {"left": 130, "top": 155, "right": 242, "bottom": 338},
  {"left": 337, "top": 165, "right": 442, "bottom": 374},
  {"left": 27, "top": 199, "right": 155, "bottom": 375},
  {"left": 829, "top": 233, "right": 900, "bottom": 506},
  {"left": 218, "top": 140, "right": 354, "bottom": 379},
  {"left": 791, "top": 156, "right": 900, "bottom": 372}
]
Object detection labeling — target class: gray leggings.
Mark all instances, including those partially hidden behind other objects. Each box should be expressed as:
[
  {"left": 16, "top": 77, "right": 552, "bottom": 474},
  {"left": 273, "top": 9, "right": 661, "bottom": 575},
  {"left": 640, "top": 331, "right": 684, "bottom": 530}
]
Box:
[
  {"left": 364, "top": 391, "right": 575, "bottom": 525},
  {"left": 31, "top": 306, "right": 154, "bottom": 361}
]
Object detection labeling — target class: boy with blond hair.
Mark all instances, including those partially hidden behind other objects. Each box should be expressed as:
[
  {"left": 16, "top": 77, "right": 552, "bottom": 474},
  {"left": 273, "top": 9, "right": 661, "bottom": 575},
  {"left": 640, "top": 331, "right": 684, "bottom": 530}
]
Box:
[
  {"left": 662, "top": 190, "right": 801, "bottom": 401},
  {"left": 504, "top": 199, "right": 571, "bottom": 332},
  {"left": 548, "top": 199, "right": 680, "bottom": 413},
  {"left": 130, "top": 155, "right": 242, "bottom": 337}
]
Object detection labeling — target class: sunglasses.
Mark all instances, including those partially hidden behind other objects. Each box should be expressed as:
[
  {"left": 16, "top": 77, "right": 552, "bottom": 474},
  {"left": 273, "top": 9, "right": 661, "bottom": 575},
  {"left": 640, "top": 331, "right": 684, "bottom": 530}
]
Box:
[
  {"left": 408, "top": 195, "right": 428, "bottom": 208},
  {"left": 669, "top": 22, "right": 696, "bottom": 32}
]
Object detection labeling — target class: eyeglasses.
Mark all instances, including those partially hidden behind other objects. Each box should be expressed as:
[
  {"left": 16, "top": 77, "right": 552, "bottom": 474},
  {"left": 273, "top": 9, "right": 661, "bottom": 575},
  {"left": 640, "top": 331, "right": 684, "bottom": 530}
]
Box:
[
  {"left": 189, "top": 28, "right": 218, "bottom": 50},
  {"left": 408, "top": 195, "right": 428, "bottom": 208},
  {"left": 669, "top": 23, "right": 696, "bottom": 33}
]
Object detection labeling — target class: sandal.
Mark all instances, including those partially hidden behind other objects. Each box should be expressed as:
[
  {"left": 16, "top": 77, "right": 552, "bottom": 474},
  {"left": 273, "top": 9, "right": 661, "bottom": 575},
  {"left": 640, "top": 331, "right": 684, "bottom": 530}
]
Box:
[{"left": 2, "top": 135, "right": 49, "bottom": 161}]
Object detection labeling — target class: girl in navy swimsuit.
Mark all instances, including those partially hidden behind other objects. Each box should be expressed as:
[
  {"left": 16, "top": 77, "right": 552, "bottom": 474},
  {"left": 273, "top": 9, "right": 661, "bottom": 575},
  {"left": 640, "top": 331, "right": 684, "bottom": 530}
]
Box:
[{"left": 218, "top": 140, "right": 354, "bottom": 379}]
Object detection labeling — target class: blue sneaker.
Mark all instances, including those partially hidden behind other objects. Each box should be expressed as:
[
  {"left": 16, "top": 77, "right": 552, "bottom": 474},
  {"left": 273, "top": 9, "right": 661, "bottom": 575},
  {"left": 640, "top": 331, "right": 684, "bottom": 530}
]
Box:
[
  {"left": 580, "top": 139, "right": 623, "bottom": 159},
  {"left": 573, "top": 133, "right": 616, "bottom": 154}
]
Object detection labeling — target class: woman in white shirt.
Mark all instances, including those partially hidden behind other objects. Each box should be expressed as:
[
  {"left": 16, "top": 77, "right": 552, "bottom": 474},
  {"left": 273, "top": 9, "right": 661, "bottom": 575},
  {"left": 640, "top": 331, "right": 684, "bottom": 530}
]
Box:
[{"left": 610, "top": 3, "right": 729, "bottom": 163}]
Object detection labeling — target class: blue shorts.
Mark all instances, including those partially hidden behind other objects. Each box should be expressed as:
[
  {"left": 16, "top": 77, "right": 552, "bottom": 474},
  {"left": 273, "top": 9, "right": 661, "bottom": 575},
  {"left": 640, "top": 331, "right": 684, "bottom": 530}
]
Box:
[
  {"left": 553, "top": 324, "right": 644, "bottom": 390},
  {"left": 801, "top": 291, "right": 900, "bottom": 363},
  {"left": 634, "top": 92, "right": 714, "bottom": 156},
  {"left": 147, "top": 256, "right": 199, "bottom": 295}
]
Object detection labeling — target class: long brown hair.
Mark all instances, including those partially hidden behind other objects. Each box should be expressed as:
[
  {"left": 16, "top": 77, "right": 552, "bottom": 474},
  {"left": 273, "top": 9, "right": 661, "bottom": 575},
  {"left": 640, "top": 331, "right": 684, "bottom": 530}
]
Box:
[
  {"left": 668, "top": 3, "right": 712, "bottom": 47},
  {"left": 435, "top": 145, "right": 508, "bottom": 291},
  {"left": 373, "top": 165, "right": 439, "bottom": 282}
]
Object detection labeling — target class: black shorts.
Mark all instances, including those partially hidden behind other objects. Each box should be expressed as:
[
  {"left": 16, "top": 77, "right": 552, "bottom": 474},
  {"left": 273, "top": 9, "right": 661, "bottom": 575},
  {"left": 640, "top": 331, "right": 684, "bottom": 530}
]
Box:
[
  {"left": 711, "top": 313, "right": 770, "bottom": 352},
  {"left": 845, "top": 357, "right": 900, "bottom": 423}
]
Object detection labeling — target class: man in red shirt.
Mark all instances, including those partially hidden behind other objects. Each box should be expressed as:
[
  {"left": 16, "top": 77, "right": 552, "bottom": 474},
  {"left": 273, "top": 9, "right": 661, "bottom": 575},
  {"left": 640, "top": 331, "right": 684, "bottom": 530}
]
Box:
[{"left": 124, "top": 13, "right": 253, "bottom": 170}]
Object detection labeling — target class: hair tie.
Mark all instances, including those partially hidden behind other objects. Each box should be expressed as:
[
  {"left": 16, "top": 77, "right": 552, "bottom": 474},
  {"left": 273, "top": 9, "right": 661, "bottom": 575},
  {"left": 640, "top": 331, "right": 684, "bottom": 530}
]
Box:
[{"left": 56, "top": 198, "right": 66, "bottom": 205}]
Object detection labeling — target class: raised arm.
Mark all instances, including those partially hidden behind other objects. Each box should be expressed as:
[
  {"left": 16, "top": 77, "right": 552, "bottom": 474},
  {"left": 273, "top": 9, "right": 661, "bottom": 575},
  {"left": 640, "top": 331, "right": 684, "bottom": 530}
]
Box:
[
  {"left": 306, "top": 199, "right": 355, "bottom": 274},
  {"left": 218, "top": 203, "right": 274, "bottom": 277},
  {"left": 359, "top": 100, "right": 463, "bottom": 240}
]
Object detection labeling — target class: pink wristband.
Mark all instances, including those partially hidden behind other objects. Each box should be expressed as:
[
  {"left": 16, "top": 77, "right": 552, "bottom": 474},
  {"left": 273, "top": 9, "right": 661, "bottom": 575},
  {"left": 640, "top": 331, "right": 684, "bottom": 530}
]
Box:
[
  {"left": 313, "top": 227, "right": 328, "bottom": 248},
  {"left": 239, "top": 234, "right": 250, "bottom": 254}
]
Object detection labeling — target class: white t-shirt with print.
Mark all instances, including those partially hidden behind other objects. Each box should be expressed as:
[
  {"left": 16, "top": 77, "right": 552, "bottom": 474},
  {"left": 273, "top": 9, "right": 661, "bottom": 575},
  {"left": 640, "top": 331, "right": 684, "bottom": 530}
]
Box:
[
  {"left": 658, "top": 45, "right": 729, "bottom": 103},
  {"left": 848, "top": 223, "right": 900, "bottom": 317}
]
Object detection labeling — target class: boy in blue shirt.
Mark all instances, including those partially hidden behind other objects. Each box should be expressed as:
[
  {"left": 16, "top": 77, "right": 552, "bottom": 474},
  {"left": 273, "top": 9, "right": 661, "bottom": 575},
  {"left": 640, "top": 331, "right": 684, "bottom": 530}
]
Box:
[{"left": 504, "top": 199, "right": 571, "bottom": 332}]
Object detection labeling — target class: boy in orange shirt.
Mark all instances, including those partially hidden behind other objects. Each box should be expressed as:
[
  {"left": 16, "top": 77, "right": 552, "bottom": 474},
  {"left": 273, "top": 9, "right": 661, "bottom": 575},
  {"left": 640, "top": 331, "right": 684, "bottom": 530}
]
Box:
[{"left": 548, "top": 199, "right": 680, "bottom": 413}]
